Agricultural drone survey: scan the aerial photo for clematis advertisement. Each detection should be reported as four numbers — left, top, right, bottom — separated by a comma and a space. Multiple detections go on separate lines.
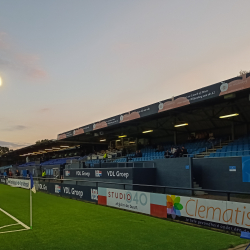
99, 187, 250, 233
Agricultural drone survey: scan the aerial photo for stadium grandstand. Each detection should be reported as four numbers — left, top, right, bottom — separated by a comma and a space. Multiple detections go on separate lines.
1, 73, 250, 239
1, 73, 250, 167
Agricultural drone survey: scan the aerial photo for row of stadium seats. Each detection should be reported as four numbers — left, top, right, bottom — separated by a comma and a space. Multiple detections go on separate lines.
40, 157, 80, 166
85, 138, 221, 165
206, 135, 250, 158
18, 157, 80, 167
19, 161, 39, 167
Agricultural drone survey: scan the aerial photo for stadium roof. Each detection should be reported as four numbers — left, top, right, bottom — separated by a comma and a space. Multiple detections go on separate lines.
57, 73, 250, 142
2, 73, 250, 161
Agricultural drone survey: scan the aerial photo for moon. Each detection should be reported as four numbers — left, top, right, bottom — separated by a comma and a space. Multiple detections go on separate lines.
0, 77, 2, 86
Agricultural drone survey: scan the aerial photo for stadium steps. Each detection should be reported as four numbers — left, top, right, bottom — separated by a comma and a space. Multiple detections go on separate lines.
193, 181, 208, 195
202, 140, 232, 157
194, 139, 232, 158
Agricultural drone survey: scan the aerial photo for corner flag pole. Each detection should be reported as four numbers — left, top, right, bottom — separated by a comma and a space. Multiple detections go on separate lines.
30, 181, 32, 229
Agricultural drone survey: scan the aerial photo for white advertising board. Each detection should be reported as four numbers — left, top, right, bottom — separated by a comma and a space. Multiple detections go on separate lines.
106, 188, 150, 215
7, 178, 30, 189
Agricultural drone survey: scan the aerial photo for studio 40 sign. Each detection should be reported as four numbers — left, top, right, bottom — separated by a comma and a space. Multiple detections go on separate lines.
106, 188, 150, 215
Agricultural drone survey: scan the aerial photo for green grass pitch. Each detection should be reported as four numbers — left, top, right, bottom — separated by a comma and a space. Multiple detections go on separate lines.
0, 185, 248, 250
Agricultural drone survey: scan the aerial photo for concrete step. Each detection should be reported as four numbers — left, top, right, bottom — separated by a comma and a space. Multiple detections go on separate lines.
194, 190, 208, 195
208, 149, 217, 152
195, 155, 205, 158
199, 152, 210, 155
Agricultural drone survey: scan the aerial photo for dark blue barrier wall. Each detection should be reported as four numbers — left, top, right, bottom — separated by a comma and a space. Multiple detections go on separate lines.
153, 158, 192, 196
63, 168, 156, 192
193, 157, 250, 192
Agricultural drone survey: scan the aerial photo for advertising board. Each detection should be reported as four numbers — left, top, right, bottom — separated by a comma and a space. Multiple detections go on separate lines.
0, 177, 7, 185
37, 181, 98, 203
7, 178, 30, 189
63, 168, 132, 180
99, 187, 250, 233
106, 188, 150, 215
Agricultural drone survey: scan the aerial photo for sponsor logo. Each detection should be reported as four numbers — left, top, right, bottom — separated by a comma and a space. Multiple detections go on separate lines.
63, 187, 83, 198
76, 171, 90, 177
95, 170, 102, 177
167, 195, 183, 219
220, 82, 228, 92
158, 102, 164, 110
106, 189, 150, 214
107, 171, 130, 179
65, 171, 70, 177
55, 185, 61, 193
91, 189, 98, 200
39, 183, 48, 191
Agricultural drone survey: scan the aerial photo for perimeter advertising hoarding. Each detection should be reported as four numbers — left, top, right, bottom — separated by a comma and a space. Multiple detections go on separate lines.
64, 168, 133, 180
98, 187, 250, 233
58, 73, 250, 140
106, 188, 150, 215
38, 182, 98, 203
7, 178, 30, 189
0, 177, 7, 184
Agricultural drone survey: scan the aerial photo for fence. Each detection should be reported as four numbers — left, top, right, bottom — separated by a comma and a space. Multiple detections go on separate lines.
35, 177, 250, 203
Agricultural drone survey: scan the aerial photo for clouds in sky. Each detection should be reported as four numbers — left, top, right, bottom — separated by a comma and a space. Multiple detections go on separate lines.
0, 32, 47, 81
2, 125, 28, 131
0, 140, 30, 149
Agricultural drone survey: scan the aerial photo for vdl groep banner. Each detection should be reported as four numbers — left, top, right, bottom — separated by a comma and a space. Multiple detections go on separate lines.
98, 187, 250, 233
7, 178, 30, 189
37, 181, 98, 203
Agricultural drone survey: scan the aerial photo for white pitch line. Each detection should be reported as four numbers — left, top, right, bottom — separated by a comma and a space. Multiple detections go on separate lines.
0, 223, 19, 230
0, 208, 29, 230
0, 228, 29, 234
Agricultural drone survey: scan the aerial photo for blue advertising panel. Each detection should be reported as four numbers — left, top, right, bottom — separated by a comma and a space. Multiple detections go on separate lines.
242, 157, 250, 182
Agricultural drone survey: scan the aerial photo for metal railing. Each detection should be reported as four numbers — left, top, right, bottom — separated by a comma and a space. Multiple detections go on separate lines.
36, 177, 250, 203
2, 176, 250, 203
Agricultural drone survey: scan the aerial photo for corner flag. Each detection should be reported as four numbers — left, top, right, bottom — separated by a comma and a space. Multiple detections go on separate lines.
30, 174, 36, 193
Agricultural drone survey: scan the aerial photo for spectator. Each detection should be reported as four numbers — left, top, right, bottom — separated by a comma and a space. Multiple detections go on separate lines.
42, 170, 46, 178
208, 133, 215, 142
181, 146, 188, 157
174, 147, 181, 158
164, 150, 170, 158
8, 170, 13, 177
15, 169, 20, 177
134, 150, 139, 157
103, 152, 107, 159
3, 170, 7, 177
171, 147, 176, 155
26, 156, 29, 163
138, 150, 142, 157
